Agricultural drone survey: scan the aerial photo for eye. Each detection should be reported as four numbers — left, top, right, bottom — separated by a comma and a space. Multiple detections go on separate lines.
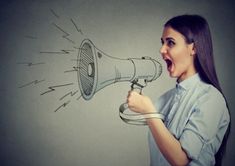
167, 40, 175, 47
160, 39, 164, 45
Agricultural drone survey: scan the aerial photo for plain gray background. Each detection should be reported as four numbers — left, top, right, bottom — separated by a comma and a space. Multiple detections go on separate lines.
1, 0, 234, 165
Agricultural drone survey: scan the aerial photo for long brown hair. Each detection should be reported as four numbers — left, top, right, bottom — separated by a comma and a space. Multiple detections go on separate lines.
164, 14, 230, 166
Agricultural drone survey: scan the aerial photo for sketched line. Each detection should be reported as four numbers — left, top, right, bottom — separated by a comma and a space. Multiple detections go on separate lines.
74, 46, 88, 51
40, 49, 74, 54
40, 83, 74, 95
74, 46, 88, 52
79, 47, 88, 51
52, 23, 76, 44
59, 90, 79, 100
18, 79, 45, 88
62, 49, 75, 53
63, 36, 76, 44
24, 35, 37, 39
52, 23, 69, 35
54, 100, 71, 112
40, 51, 67, 54
64, 67, 79, 73
17, 62, 45, 66
50, 8, 60, 19
70, 18, 83, 35
73, 46, 80, 49
77, 94, 82, 100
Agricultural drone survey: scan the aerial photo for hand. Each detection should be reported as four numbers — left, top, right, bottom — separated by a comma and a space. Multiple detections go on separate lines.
126, 91, 156, 114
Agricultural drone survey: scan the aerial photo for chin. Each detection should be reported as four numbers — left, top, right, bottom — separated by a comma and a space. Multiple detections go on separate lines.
169, 72, 178, 78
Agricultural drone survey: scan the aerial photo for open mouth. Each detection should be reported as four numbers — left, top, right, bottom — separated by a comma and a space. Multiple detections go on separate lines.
165, 59, 172, 69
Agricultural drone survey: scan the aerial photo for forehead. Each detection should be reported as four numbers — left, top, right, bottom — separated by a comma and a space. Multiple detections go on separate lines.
161, 26, 186, 42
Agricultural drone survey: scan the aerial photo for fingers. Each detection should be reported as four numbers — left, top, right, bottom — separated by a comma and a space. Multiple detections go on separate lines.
126, 91, 155, 114
126, 91, 132, 106
126, 90, 137, 103
126, 91, 142, 112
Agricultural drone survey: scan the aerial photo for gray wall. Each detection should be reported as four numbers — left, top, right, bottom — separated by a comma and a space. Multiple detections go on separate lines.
1, 0, 234, 165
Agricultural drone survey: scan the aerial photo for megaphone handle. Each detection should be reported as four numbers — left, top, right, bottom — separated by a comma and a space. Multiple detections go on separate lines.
130, 80, 144, 95
119, 103, 165, 125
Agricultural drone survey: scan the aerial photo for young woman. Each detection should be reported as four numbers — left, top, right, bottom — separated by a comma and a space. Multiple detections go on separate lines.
126, 15, 230, 166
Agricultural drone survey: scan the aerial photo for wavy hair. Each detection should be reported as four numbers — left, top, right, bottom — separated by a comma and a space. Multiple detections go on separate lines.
164, 14, 230, 166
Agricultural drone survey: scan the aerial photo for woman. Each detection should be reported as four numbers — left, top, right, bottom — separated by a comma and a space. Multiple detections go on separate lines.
127, 15, 230, 166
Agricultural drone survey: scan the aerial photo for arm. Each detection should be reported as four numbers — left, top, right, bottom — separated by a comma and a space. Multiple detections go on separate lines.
127, 91, 190, 166
147, 118, 189, 166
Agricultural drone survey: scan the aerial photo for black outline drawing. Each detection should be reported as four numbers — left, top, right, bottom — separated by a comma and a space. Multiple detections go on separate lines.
54, 100, 71, 112
39, 49, 75, 55
19, 8, 86, 112
40, 83, 74, 95
52, 23, 76, 44
71, 18, 83, 35
64, 66, 78, 73
18, 79, 46, 88
76, 94, 82, 100
17, 62, 45, 66
50, 8, 60, 19
59, 90, 79, 100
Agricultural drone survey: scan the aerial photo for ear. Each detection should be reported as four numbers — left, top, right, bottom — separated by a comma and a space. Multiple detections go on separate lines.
189, 43, 196, 56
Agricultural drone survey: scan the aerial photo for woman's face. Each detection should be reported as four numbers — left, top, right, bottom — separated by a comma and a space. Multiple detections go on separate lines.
160, 26, 197, 82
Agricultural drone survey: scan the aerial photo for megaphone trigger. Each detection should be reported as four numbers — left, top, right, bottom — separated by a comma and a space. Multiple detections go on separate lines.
130, 78, 148, 94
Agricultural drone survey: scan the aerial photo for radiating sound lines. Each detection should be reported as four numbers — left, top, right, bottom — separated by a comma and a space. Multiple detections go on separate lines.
18, 8, 85, 113
18, 79, 46, 88
39, 49, 75, 55
52, 22, 76, 44
40, 83, 74, 95
17, 62, 45, 66
70, 18, 83, 35
54, 100, 71, 112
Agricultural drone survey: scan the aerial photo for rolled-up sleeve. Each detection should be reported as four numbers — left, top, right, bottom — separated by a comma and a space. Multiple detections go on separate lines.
179, 90, 229, 160
180, 128, 205, 160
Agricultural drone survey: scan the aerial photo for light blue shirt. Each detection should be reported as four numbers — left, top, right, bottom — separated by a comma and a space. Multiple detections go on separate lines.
148, 73, 230, 166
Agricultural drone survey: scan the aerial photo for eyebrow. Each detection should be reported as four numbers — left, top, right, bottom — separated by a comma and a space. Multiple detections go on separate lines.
161, 37, 175, 42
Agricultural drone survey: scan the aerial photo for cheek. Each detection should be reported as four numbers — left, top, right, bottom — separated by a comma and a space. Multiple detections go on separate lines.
171, 49, 192, 67
170, 49, 186, 62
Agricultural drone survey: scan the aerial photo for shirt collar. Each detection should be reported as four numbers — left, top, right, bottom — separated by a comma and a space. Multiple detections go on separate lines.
176, 73, 201, 91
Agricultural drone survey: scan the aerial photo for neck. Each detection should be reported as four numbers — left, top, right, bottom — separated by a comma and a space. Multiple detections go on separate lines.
177, 67, 197, 83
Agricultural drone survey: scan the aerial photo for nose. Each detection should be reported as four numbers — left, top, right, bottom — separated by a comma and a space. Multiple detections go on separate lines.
159, 44, 167, 55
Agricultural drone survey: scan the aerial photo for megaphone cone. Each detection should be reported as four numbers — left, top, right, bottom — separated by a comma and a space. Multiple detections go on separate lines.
77, 39, 162, 100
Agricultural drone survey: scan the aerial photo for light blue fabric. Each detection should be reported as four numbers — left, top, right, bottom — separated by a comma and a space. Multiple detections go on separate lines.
148, 73, 230, 166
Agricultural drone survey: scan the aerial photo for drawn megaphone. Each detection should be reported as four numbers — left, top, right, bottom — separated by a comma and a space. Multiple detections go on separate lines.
77, 39, 164, 125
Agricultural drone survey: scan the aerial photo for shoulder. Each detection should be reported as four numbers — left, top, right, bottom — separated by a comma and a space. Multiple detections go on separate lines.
193, 82, 230, 134
183, 82, 230, 142
196, 82, 226, 108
